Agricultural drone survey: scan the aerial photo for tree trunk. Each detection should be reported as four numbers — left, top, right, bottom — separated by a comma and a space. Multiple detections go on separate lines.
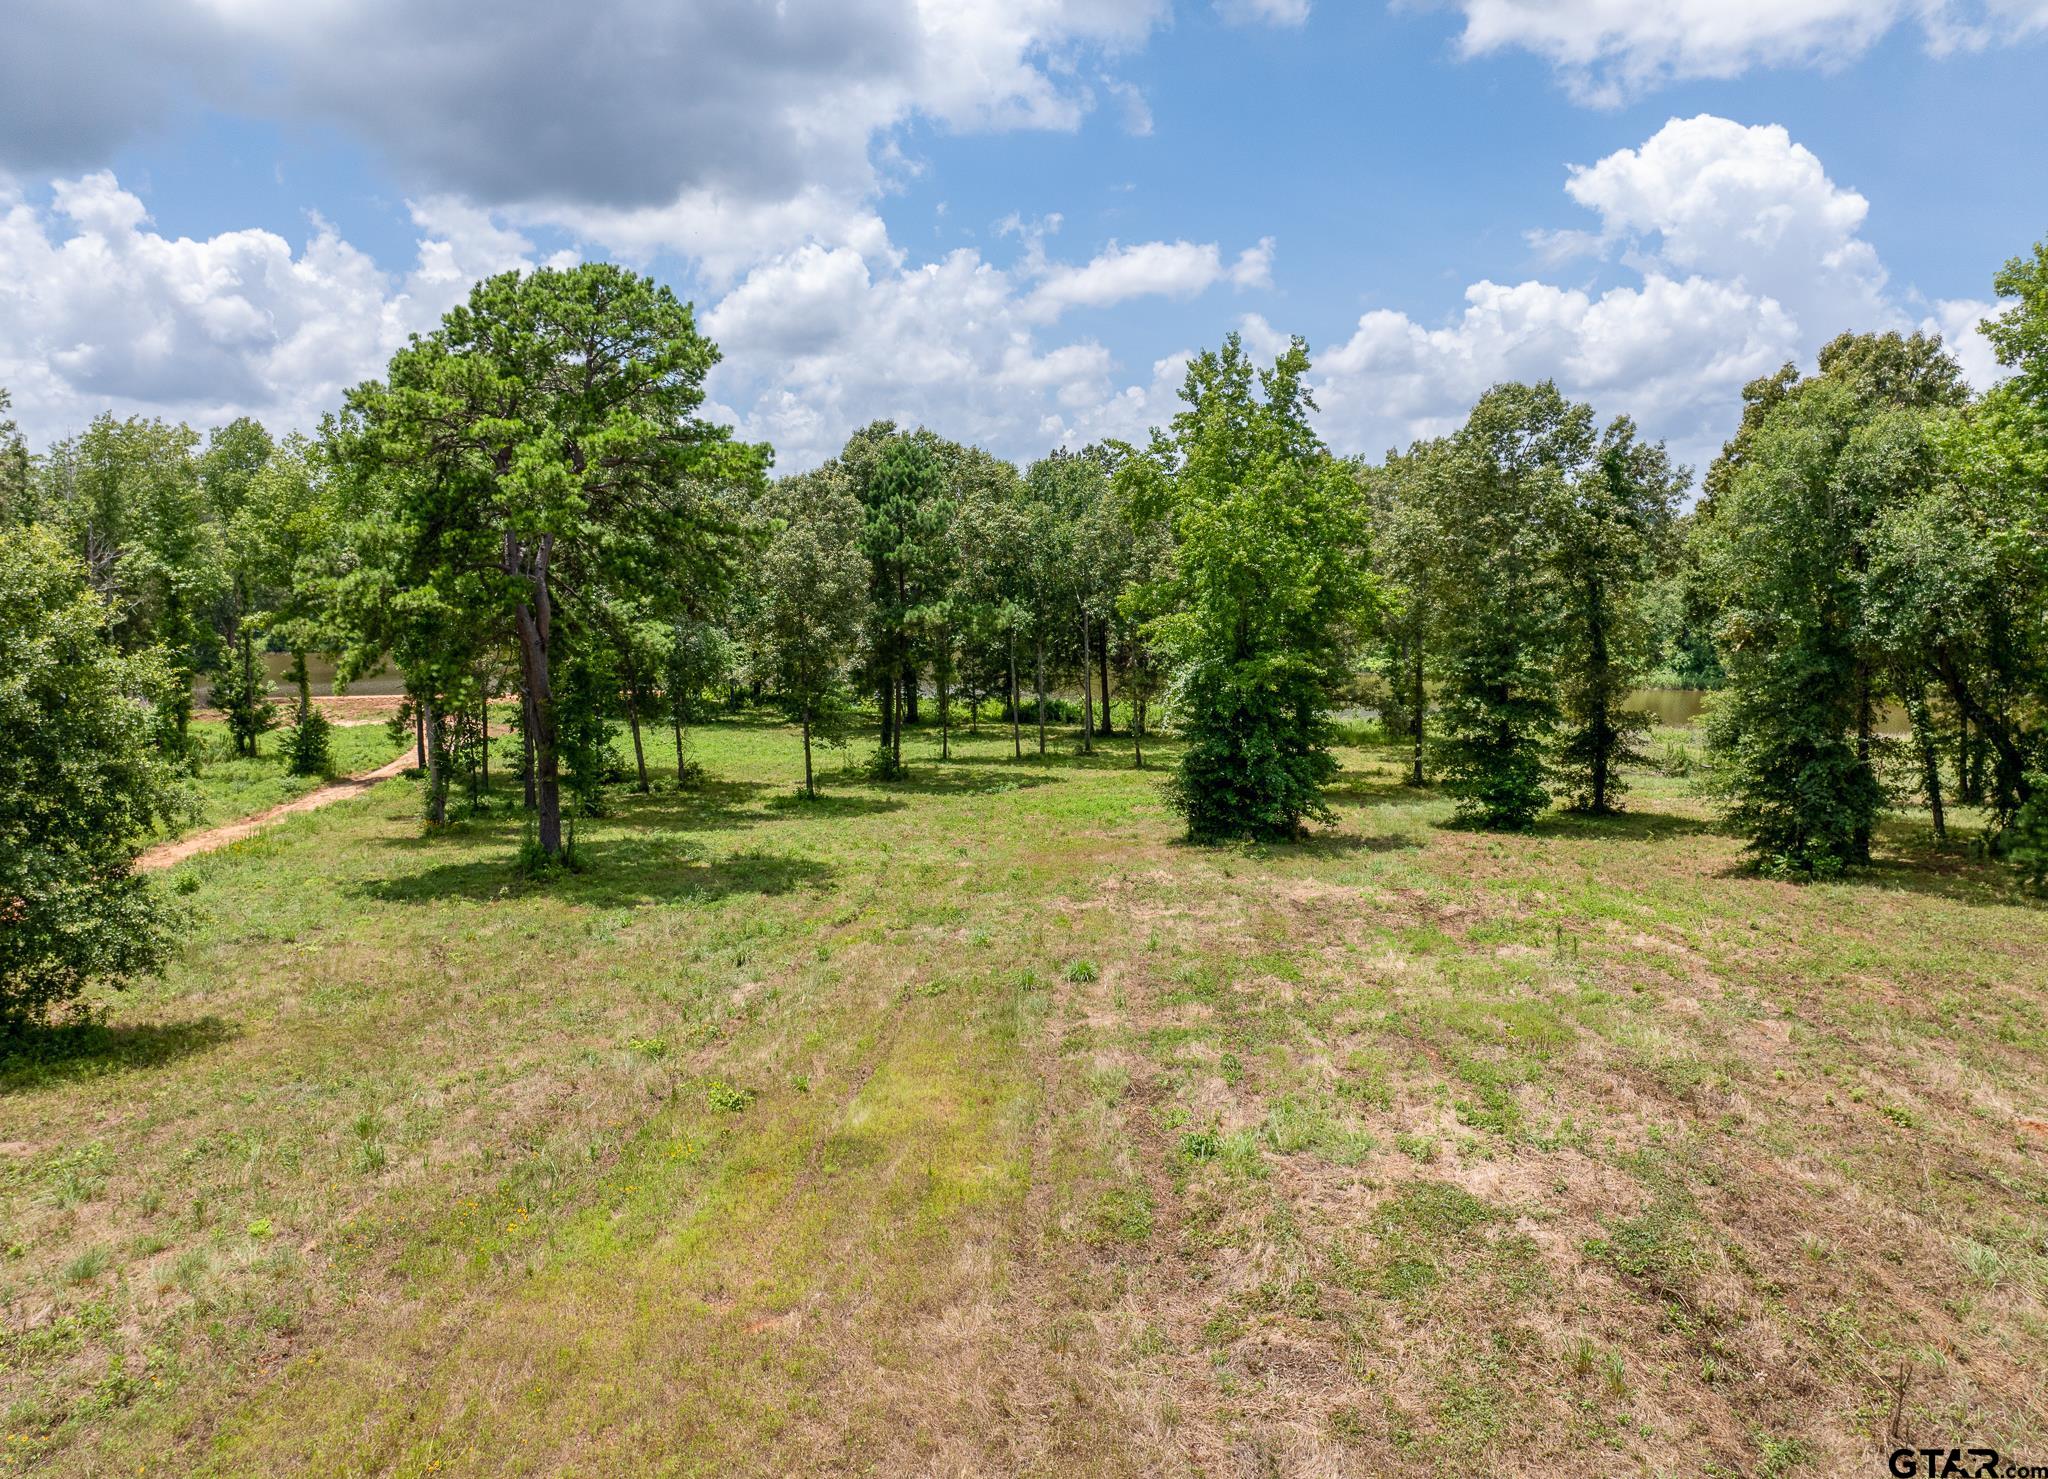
1853, 668, 1874, 862
1080, 615, 1094, 755
513, 559, 562, 856
878, 657, 895, 758
1009, 634, 1021, 760
1035, 636, 1047, 757
902, 658, 920, 725
1588, 582, 1610, 813
295, 651, 312, 726
1098, 637, 1112, 737
415, 701, 425, 770
521, 687, 537, 811
803, 704, 815, 798
240, 631, 257, 756
939, 636, 951, 761
1134, 688, 1145, 770
481, 692, 491, 796
1907, 683, 1945, 841
627, 688, 650, 794
424, 695, 448, 825
673, 718, 686, 784
1409, 634, 1426, 788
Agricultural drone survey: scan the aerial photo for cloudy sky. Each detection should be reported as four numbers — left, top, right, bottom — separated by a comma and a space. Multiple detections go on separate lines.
2, 0, 2044, 478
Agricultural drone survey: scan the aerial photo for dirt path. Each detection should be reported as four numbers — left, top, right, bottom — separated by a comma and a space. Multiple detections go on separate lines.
135, 753, 413, 872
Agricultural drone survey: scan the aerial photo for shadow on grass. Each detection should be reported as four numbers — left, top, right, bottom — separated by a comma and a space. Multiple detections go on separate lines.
1326, 773, 1436, 810
372, 781, 785, 851
1, 1015, 237, 1095
1537, 808, 1723, 842
352, 840, 835, 908
1289, 829, 1424, 857
867, 763, 1065, 796
598, 781, 781, 833
763, 791, 906, 819
1844, 822, 2042, 909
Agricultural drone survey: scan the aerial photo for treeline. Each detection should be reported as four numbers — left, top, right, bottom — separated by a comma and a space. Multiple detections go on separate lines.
5, 240, 2047, 1024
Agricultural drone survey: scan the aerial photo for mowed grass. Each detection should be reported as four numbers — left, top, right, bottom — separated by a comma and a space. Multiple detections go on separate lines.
171, 720, 408, 835
3, 715, 2046, 1475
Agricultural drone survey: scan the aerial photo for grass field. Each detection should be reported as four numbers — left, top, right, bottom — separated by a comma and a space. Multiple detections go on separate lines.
3, 715, 2045, 1475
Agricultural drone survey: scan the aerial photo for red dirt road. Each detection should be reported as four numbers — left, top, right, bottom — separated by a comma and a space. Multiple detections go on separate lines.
135, 753, 413, 872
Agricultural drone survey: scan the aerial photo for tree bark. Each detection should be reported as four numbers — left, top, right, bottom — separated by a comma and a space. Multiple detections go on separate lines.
424, 695, 448, 825
240, 631, 258, 756
1098, 636, 1113, 737
521, 686, 536, 811
1034, 635, 1047, 757
802, 703, 815, 798
939, 633, 951, 761
1853, 666, 1874, 861
1079, 615, 1094, 755
1409, 634, 1426, 788
627, 686, 650, 794
1134, 688, 1145, 770
1009, 633, 1021, 760
511, 536, 562, 856
1588, 579, 1610, 813
1907, 684, 1945, 841
878, 652, 895, 760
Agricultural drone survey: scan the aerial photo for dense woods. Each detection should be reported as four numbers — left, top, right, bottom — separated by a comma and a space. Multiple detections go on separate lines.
5, 238, 2048, 1020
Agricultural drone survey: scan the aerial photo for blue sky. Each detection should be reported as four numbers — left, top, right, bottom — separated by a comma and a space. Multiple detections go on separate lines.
3, 0, 2044, 477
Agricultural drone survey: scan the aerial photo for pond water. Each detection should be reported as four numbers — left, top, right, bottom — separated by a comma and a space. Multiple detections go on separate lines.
1626, 687, 1910, 734
203, 653, 405, 700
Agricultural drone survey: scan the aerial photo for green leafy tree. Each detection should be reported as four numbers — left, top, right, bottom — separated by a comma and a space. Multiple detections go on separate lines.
1107, 462, 1176, 769
340, 263, 765, 858
0, 388, 30, 526
1423, 382, 1585, 829
1552, 417, 1685, 812
1017, 451, 1086, 754
245, 436, 346, 775
2, 527, 188, 1027
664, 617, 736, 786
749, 469, 870, 796
1365, 448, 1446, 787
1117, 333, 1373, 840
41, 415, 223, 753
1699, 335, 1966, 874
856, 431, 950, 775
201, 418, 281, 757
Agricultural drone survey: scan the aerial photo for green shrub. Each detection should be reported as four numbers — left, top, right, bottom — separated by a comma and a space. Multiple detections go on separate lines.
281, 707, 334, 777
1164, 655, 1339, 841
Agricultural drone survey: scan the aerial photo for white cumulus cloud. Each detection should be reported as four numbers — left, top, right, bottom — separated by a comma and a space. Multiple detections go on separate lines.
1446, 0, 2048, 104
